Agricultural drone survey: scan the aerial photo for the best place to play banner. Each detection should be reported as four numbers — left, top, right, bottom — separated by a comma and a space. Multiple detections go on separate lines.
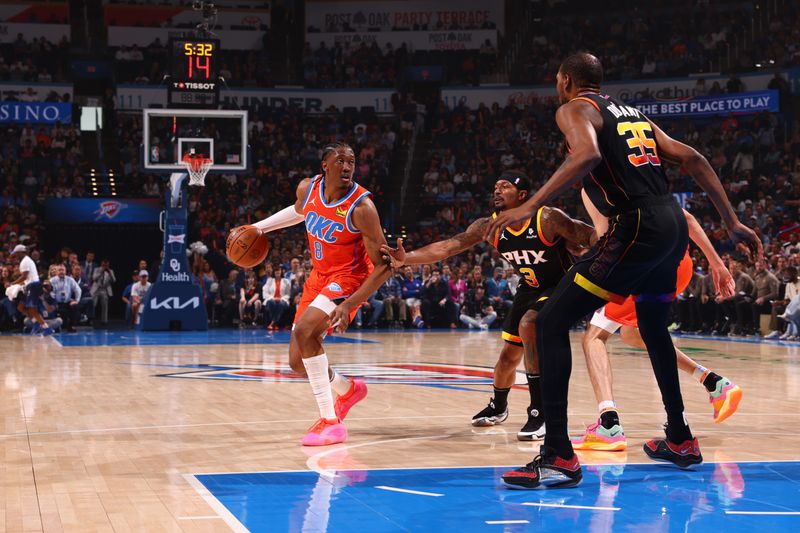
633, 90, 779, 118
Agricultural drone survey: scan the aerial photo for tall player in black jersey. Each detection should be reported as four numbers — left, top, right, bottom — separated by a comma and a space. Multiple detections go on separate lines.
379, 171, 595, 440
488, 52, 762, 489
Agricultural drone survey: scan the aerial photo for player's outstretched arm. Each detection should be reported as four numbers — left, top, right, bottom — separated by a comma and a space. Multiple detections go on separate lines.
484, 101, 602, 240
331, 196, 392, 333
539, 206, 597, 254
650, 121, 763, 262
684, 209, 735, 298
380, 217, 490, 268
252, 177, 312, 234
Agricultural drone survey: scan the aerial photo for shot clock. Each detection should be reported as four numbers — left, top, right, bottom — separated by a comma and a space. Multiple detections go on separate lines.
168, 38, 221, 107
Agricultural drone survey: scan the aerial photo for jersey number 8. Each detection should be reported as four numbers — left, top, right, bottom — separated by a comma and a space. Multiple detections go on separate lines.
314, 241, 323, 261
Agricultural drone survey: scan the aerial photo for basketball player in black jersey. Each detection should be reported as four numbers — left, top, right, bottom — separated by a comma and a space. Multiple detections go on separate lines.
380, 171, 596, 440
487, 52, 762, 489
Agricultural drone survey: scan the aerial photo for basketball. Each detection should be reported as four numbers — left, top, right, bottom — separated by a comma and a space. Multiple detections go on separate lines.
226, 225, 269, 268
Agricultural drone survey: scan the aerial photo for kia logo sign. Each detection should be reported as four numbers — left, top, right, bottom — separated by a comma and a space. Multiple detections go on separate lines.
150, 296, 200, 310
0, 102, 72, 124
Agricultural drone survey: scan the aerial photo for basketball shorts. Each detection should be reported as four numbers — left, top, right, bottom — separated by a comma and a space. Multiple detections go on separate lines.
572, 196, 688, 306
294, 270, 367, 324
502, 286, 554, 346
24, 281, 42, 309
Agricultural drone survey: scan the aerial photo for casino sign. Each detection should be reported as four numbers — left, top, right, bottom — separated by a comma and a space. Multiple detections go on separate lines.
156, 361, 527, 385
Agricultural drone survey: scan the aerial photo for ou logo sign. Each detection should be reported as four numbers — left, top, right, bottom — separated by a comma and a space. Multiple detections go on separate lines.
170, 259, 180, 272
150, 296, 200, 310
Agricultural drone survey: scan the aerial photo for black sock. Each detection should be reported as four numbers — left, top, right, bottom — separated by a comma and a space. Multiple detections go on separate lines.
525, 373, 542, 413
492, 386, 510, 411
702, 371, 722, 392
666, 414, 693, 443
599, 410, 620, 429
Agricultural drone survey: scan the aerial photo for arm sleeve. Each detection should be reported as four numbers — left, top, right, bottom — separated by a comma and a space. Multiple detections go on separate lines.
253, 205, 305, 233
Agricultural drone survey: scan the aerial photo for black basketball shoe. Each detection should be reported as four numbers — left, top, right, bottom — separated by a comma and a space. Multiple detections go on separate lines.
517, 406, 546, 441
471, 398, 508, 427
643, 437, 703, 469
501, 445, 583, 489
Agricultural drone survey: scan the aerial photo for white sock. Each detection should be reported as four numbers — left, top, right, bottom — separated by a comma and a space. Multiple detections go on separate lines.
692, 364, 708, 383
330, 369, 352, 396
598, 400, 617, 412
302, 354, 337, 421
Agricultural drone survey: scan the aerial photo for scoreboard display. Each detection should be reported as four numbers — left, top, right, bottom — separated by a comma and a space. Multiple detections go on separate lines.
168, 38, 220, 107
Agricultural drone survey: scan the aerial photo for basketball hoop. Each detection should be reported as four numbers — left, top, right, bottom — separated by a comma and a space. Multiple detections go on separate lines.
182, 153, 213, 187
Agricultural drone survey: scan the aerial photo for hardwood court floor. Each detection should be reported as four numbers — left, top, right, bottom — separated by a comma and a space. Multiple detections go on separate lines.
1, 329, 799, 532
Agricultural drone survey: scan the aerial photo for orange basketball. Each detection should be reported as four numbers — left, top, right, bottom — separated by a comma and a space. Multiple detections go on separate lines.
226, 225, 270, 268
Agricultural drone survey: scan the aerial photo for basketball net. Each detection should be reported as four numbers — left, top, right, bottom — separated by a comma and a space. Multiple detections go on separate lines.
181, 153, 213, 187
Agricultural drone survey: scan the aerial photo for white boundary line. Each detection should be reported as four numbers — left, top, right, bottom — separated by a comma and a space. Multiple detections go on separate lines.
523, 502, 620, 511
182, 473, 249, 533
725, 511, 800, 515
486, 520, 530, 525
188, 457, 800, 477
375, 486, 443, 497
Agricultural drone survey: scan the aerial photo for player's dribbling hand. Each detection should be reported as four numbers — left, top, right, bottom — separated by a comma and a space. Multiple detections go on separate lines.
379, 238, 406, 268
483, 205, 535, 241
729, 222, 763, 263
330, 303, 353, 334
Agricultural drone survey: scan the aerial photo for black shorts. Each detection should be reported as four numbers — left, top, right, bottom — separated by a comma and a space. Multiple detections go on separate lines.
572, 196, 688, 302
502, 286, 554, 346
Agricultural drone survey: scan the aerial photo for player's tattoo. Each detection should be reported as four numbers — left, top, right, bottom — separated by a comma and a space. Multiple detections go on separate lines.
541, 207, 596, 248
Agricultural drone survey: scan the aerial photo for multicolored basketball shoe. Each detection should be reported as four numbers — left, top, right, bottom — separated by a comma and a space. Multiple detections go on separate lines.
502, 445, 583, 489
571, 419, 627, 451
709, 378, 742, 424
334, 378, 367, 421
643, 437, 703, 469
301, 418, 347, 446
471, 398, 509, 427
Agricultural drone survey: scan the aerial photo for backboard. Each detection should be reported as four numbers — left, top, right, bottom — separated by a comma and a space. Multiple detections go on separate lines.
142, 108, 248, 172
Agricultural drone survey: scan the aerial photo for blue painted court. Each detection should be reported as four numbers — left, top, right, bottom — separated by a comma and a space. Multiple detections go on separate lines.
193, 461, 800, 532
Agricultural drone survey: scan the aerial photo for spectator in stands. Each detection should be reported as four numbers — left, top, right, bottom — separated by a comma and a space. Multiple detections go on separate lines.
421, 268, 455, 329
262, 264, 290, 330
714, 259, 755, 336
121, 270, 139, 325
485, 267, 512, 315
49, 264, 81, 333
459, 285, 496, 330
401, 266, 424, 328
81, 251, 96, 289
216, 269, 240, 327
239, 271, 261, 327
91, 259, 116, 327
69, 264, 93, 324
766, 266, 800, 338
130, 270, 151, 326
750, 259, 780, 335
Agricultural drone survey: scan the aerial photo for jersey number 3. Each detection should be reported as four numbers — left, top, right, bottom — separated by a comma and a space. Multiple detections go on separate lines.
617, 121, 661, 167
518, 267, 539, 288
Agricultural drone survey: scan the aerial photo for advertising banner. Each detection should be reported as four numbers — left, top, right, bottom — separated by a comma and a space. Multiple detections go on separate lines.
117, 85, 396, 113
307, 0, 503, 32
0, 101, 71, 123
305, 29, 497, 51
46, 198, 161, 224
634, 90, 779, 117
441, 72, 787, 110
